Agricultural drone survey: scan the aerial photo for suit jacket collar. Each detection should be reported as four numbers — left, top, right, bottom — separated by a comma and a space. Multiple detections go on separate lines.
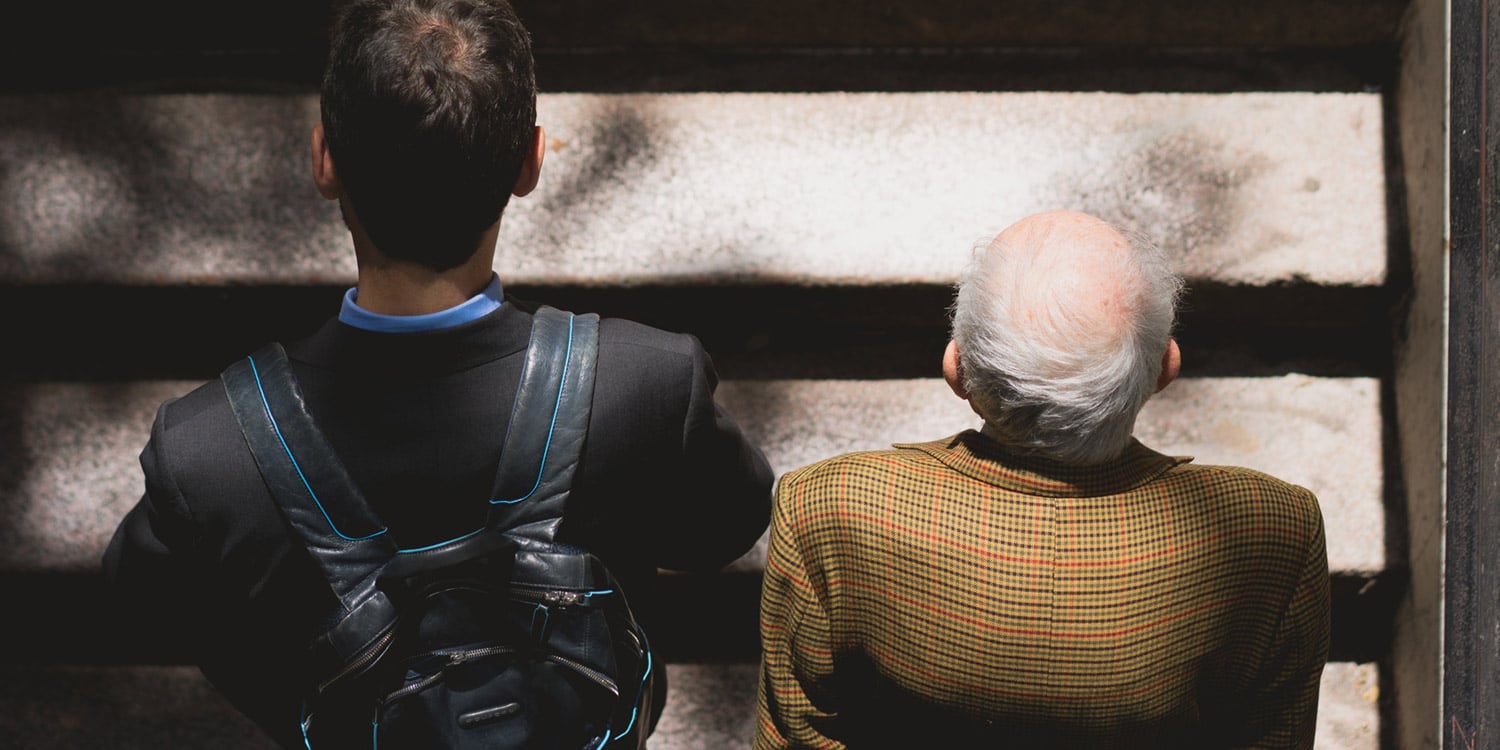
898, 430, 1191, 498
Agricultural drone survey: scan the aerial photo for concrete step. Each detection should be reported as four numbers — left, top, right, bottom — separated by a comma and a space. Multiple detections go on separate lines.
1, 375, 1397, 668
0, 375, 1385, 575
0, 662, 1381, 749
0, 92, 1385, 288
716, 375, 1389, 575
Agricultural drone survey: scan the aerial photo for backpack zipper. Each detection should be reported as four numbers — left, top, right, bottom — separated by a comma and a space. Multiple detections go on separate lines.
380, 645, 520, 704
508, 586, 610, 607
546, 653, 620, 696
318, 623, 397, 694
378, 646, 620, 704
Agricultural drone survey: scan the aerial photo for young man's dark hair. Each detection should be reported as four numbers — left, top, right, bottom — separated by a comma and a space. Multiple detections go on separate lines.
321, 0, 537, 271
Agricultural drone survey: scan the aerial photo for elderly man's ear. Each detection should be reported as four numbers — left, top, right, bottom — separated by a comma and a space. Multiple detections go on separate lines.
1156, 339, 1181, 393
943, 341, 969, 400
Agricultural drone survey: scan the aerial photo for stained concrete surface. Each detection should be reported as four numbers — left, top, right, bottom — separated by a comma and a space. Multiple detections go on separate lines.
2, 375, 1382, 575
0, 92, 1385, 287
712, 375, 1384, 575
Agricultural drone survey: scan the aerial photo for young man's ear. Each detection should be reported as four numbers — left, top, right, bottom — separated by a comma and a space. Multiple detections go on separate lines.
1155, 338, 1181, 393
310, 124, 342, 200
943, 340, 970, 401
512, 126, 546, 198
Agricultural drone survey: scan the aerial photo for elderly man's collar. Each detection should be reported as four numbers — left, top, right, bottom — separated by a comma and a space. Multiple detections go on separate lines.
898, 430, 1191, 498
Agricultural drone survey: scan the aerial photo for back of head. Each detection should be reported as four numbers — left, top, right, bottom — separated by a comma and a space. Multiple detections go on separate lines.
321, 0, 536, 271
951, 211, 1183, 464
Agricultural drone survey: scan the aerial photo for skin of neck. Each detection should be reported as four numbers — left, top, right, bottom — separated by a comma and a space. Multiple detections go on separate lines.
346, 210, 502, 316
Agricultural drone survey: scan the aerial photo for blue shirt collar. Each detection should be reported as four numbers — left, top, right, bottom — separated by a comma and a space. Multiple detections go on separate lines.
338, 274, 504, 333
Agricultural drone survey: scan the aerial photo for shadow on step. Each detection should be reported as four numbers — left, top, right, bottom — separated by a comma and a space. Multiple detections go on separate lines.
0, 569, 1399, 667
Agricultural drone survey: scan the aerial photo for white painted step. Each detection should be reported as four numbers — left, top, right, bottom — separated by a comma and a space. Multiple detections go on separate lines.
0, 92, 1384, 287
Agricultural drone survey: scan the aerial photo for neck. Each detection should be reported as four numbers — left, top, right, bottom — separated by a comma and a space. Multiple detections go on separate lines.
354, 263, 493, 315
349, 220, 501, 316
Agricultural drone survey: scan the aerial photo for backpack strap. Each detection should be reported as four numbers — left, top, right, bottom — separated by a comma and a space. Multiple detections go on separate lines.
486, 305, 600, 543
220, 343, 399, 679
217, 306, 598, 682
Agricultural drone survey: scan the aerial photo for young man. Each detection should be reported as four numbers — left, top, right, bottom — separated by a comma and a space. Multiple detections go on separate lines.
103, 1, 773, 745
756, 210, 1329, 749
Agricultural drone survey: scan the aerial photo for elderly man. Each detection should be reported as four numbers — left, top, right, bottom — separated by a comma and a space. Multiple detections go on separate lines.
755, 210, 1330, 749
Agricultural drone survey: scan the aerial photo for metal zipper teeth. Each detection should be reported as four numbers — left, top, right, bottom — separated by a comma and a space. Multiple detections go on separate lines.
379, 646, 617, 703
381, 668, 446, 706
447, 644, 522, 664
318, 624, 397, 694
509, 586, 606, 606
381, 645, 521, 704
427, 583, 604, 607
546, 653, 621, 696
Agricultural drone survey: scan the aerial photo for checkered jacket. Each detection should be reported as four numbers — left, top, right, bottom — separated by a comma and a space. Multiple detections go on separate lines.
755, 430, 1329, 749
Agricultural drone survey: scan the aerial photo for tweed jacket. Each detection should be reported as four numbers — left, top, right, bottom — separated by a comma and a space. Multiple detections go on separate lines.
103, 298, 774, 748
755, 430, 1329, 749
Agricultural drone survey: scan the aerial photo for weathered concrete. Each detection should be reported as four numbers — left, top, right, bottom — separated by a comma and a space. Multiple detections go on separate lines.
1316, 662, 1385, 750
712, 375, 1385, 575
0, 382, 182, 573
1135, 375, 1388, 574
3, 375, 1383, 575
0, 666, 272, 750
0, 92, 1385, 287
0, 662, 1380, 749
1390, 0, 1448, 746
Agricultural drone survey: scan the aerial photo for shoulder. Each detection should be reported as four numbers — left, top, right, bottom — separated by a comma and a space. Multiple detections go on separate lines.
512, 299, 703, 360
593, 316, 713, 405
141, 373, 272, 514
1161, 461, 1324, 537
1166, 462, 1319, 505
597, 316, 704, 365
517, 303, 708, 393
782, 447, 934, 481
149, 377, 235, 446
776, 447, 935, 510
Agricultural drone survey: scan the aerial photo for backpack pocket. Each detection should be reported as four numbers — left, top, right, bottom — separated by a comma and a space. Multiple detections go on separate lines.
376, 640, 617, 749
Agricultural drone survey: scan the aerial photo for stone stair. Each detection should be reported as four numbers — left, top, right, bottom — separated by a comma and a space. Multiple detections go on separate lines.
0, 2, 1416, 747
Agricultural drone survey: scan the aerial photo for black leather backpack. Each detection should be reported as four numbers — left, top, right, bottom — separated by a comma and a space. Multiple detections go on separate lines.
220, 306, 655, 749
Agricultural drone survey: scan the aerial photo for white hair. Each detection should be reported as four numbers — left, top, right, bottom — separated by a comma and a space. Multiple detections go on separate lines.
950, 219, 1183, 464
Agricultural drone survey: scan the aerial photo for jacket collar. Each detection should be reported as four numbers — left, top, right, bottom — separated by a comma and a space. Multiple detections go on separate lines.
898, 430, 1191, 498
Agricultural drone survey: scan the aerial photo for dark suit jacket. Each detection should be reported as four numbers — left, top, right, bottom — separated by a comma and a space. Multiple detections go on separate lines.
103, 298, 774, 747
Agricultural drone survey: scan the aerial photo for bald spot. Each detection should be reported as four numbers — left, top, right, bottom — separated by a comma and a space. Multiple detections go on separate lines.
985, 210, 1141, 358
